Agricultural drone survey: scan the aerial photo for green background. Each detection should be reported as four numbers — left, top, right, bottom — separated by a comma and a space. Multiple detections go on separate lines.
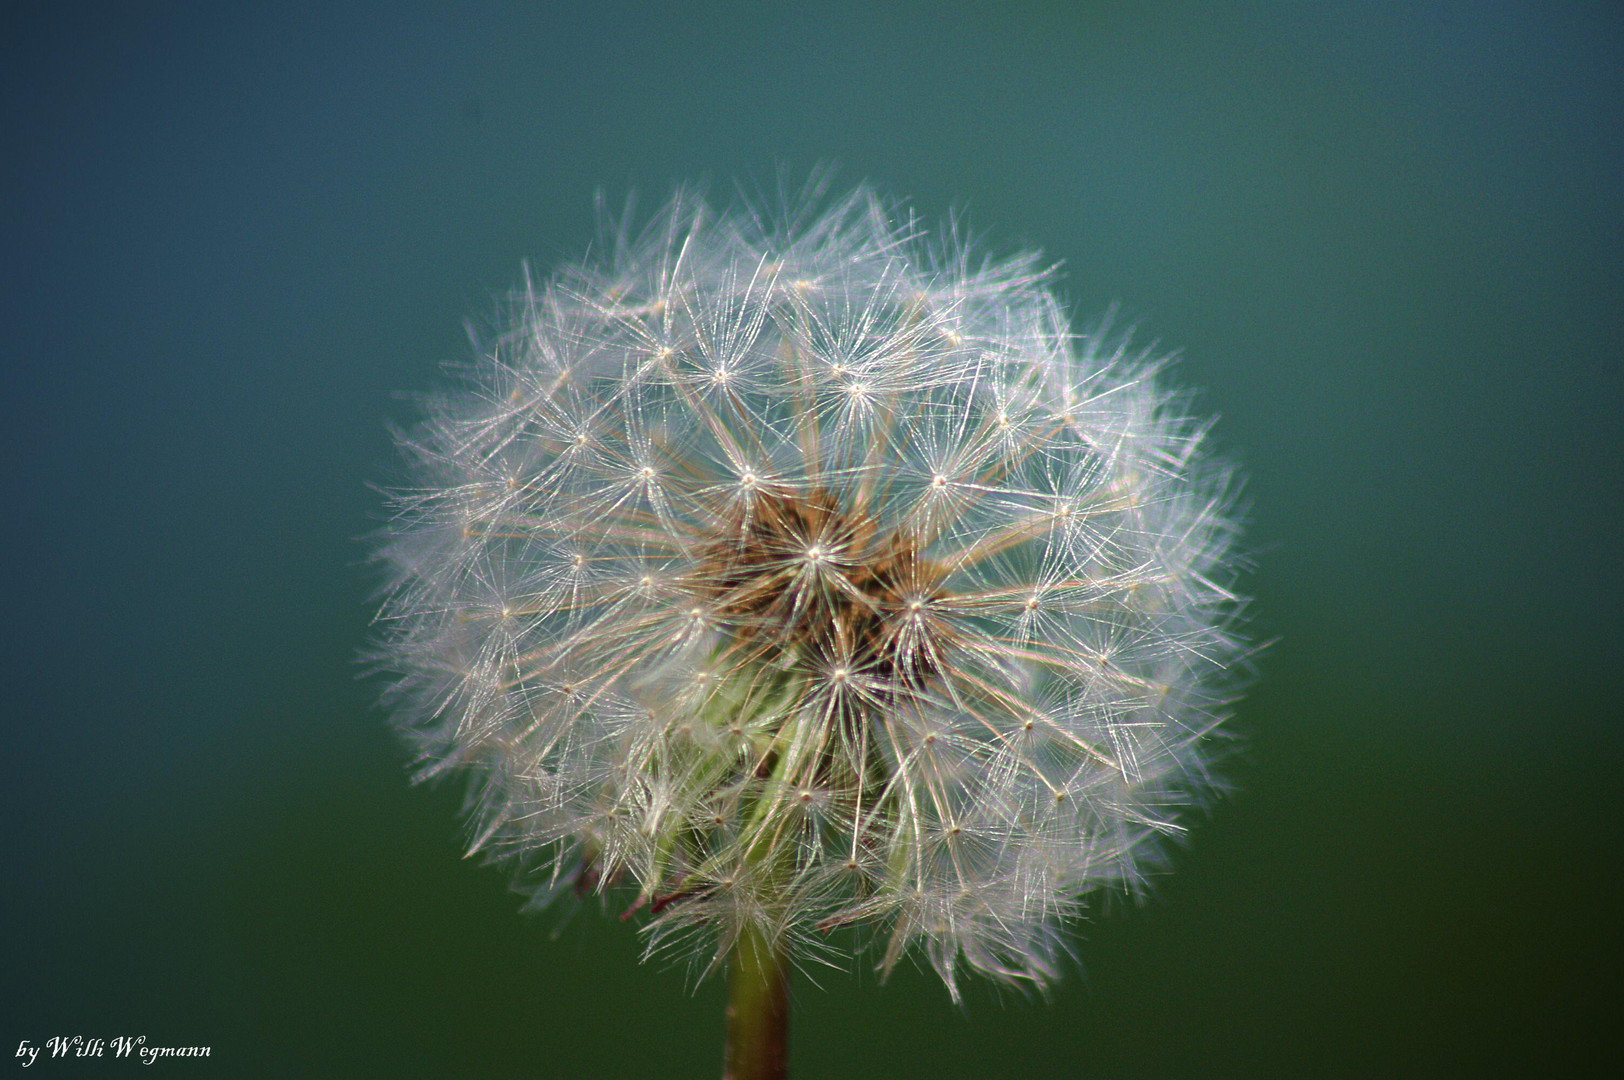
4, 2, 1619, 1075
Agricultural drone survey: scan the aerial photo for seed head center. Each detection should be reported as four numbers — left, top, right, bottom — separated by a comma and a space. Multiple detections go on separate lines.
693, 489, 950, 688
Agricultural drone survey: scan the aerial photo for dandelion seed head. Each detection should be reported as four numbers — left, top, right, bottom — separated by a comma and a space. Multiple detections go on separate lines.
371, 183, 1248, 999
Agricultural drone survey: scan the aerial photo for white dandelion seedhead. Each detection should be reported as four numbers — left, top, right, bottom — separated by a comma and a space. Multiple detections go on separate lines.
371, 183, 1247, 1001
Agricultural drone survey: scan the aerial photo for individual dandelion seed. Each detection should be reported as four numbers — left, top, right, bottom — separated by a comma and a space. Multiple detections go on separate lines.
369, 179, 1249, 1080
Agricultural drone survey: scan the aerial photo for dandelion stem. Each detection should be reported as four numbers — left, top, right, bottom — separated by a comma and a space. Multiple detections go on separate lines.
723, 920, 790, 1080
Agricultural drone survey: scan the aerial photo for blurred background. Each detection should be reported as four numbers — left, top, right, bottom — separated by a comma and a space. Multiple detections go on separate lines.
3, 1, 1620, 1075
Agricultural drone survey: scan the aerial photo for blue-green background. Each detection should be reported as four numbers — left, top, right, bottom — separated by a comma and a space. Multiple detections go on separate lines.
4, 2, 1620, 1075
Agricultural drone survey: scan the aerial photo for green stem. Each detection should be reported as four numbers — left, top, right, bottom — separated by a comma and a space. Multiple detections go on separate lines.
724, 921, 789, 1080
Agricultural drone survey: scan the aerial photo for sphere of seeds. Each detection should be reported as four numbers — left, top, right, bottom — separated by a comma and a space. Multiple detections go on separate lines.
372, 185, 1246, 998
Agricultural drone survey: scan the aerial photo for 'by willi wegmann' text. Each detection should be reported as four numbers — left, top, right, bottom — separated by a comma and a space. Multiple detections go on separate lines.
16, 1036, 211, 1066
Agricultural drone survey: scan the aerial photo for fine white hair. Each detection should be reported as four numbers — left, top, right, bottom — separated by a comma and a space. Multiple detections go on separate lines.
371, 182, 1248, 999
